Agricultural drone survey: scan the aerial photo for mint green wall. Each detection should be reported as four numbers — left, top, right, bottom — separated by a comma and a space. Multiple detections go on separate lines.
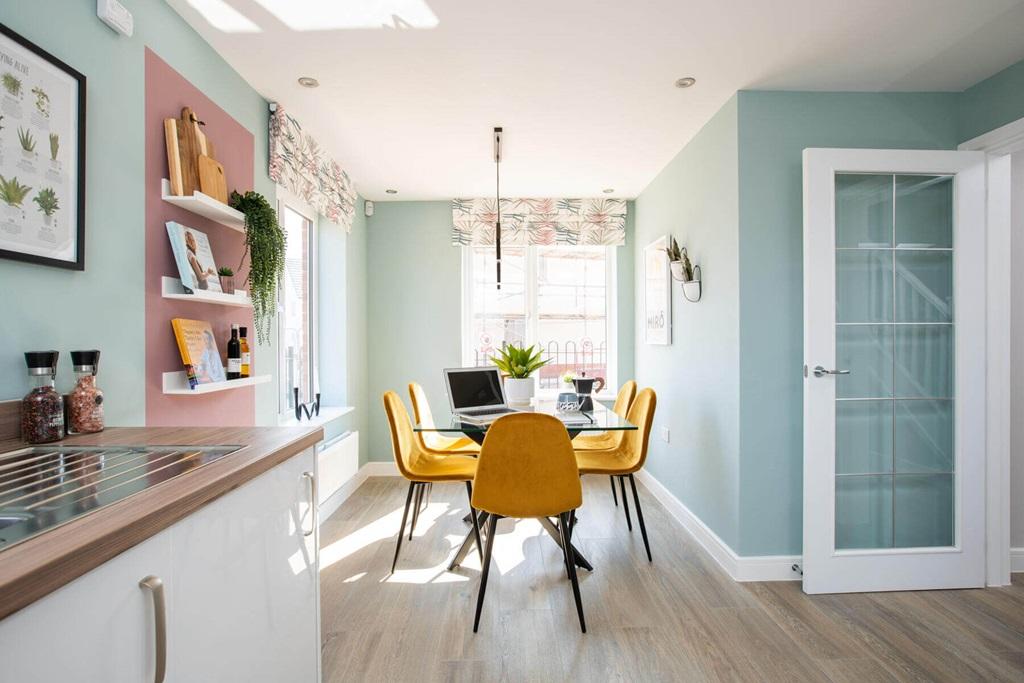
0, 0, 275, 423
633, 96, 741, 549
735, 92, 960, 555
959, 58, 1024, 142
365, 201, 636, 462
319, 198, 369, 461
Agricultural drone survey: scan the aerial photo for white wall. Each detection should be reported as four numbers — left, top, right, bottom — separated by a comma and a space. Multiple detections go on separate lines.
1012, 151, 1024, 547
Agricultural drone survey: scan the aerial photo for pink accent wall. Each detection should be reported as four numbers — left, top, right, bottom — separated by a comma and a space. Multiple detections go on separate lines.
145, 48, 256, 426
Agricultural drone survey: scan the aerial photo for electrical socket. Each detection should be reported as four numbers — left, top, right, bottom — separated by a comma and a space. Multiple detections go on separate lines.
661, 427, 670, 443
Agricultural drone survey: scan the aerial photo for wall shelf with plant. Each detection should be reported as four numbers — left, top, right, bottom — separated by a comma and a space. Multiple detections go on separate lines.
160, 178, 245, 232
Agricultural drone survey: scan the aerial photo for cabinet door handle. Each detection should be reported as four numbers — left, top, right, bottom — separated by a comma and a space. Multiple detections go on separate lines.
303, 471, 317, 537
139, 575, 167, 683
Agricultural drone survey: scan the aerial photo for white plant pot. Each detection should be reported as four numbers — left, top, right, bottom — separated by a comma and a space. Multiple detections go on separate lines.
504, 377, 535, 406
670, 260, 686, 281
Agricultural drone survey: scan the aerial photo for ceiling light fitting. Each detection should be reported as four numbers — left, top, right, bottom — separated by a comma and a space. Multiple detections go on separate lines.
385, 189, 398, 194
297, 76, 319, 88
675, 76, 696, 89
603, 188, 615, 194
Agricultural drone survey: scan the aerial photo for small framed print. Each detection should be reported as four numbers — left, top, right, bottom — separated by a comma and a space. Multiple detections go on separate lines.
0, 23, 86, 270
644, 235, 672, 345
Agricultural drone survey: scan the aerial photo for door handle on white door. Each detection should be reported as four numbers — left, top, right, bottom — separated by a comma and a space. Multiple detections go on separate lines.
302, 472, 317, 537
139, 575, 167, 683
812, 365, 850, 377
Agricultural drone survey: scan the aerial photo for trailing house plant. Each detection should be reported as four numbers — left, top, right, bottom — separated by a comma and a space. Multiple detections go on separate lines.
490, 343, 550, 405
663, 236, 695, 282
0, 175, 32, 208
230, 190, 285, 344
217, 266, 236, 295
33, 187, 58, 224
17, 127, 35, 154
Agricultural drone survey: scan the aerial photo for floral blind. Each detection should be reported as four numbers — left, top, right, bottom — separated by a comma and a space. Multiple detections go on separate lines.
269, 103, 357, 231
451, 198, 627, 246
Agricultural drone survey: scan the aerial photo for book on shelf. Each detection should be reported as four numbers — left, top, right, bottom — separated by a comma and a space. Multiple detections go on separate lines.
170, 318, 227, 388
167, 221, 224, 294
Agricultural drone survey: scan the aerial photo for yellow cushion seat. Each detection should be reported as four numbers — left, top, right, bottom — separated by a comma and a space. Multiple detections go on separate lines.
408, 382, 481, 455
572, 380, 637, 452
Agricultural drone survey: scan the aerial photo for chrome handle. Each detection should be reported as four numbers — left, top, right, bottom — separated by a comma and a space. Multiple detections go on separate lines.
813, 365, 850, 378
302, 472, 317, 537
139, 575, 167, 683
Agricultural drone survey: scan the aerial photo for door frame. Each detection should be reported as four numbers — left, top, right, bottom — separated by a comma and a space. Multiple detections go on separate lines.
802, 148, 988, 593
960, 115, 1024, 586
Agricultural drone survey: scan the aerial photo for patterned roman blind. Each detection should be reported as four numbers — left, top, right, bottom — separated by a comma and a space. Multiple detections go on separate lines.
269, 103, 357, 231
451, 198, 627, 246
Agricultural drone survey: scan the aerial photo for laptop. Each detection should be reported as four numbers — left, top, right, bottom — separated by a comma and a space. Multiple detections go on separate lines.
443, 367, 519, 424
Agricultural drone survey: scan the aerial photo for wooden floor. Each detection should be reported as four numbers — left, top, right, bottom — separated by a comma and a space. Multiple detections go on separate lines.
320, 476, 1024, 682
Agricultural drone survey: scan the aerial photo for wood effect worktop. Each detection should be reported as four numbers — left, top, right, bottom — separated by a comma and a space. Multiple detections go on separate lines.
0, 425, 323, 620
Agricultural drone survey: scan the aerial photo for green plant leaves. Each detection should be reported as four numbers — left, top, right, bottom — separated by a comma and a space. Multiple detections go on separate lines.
229, 190, 285, 345
489, 343, 550, 378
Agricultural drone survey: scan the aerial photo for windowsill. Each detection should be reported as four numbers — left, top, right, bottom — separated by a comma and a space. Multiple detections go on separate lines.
277, 405, 354, 428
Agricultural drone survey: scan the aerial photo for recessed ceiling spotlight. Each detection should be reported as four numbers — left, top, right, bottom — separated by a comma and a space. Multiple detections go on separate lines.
603, 188, 615, 194
297, 76, 319, 88
675, 76, 696, 89
385, 189, 398, 194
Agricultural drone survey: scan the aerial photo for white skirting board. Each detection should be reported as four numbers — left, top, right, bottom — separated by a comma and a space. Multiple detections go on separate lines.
633, 470, 802, 582
1011, 548, 1024, 573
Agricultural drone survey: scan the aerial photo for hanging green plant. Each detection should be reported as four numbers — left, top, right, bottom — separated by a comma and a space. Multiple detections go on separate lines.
230, 190, 285, 345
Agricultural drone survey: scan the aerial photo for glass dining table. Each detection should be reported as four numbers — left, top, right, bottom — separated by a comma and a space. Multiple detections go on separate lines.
414, 400, 636, 572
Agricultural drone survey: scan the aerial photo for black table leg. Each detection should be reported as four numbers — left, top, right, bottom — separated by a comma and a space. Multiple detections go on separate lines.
449, 510, 489, 570
537, 516, 593, 572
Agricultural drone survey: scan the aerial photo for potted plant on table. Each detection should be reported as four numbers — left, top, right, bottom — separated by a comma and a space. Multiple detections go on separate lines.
491, 344, 550, 406
217, 266, 236, 295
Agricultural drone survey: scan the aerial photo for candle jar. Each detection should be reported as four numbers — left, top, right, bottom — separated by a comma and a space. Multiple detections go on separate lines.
67, 350, 104, 434
21, 351, 64, 444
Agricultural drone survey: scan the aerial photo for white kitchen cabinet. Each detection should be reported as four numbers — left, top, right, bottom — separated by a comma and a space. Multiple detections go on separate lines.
0, 447, 319, 683
0, 526, 172, 682
169, 446, 319, 682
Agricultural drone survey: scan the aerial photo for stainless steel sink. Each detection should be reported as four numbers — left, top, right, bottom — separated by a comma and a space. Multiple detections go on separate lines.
0, 445, 241, 553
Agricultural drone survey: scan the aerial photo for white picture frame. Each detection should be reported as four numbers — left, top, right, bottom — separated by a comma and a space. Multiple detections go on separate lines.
644, 235, 672, 345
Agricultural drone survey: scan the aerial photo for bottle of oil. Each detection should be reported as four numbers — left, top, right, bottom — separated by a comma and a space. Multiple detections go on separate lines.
226, 325, 241, 380
239, 326, 250, 378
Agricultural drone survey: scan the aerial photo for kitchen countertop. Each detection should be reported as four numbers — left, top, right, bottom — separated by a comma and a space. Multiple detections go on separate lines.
0, 425, 323, 620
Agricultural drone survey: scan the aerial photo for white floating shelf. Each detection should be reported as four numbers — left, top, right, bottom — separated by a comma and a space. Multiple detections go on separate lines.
161, 179, 245, 232
163, 371, 271, 395
161, 276, 252, 308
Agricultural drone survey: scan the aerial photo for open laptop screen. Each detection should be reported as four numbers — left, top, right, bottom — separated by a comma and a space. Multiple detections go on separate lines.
446, 368, 505, 411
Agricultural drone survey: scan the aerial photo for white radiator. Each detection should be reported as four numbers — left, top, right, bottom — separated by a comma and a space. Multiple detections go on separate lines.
316, 431, 359, 506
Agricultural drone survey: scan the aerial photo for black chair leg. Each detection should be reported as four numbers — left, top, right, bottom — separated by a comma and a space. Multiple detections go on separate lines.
466, 481, 484, 562
610, 476, 618, 506
618, 476, 633, 531
392, 481, 416, 573
409, 483, 423, 541
473, 514, 499, 633
628, 474, 652, 562
559, 512, 586, 633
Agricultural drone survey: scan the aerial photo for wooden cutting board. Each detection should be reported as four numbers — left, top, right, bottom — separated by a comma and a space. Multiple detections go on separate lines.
198, 154, 227, 203
164, 119, 183, 196
174, 107, 202, 197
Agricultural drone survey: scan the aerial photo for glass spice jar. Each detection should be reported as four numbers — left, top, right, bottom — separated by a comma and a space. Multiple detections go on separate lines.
67, 350, 104, 434
21, 351, 64, 444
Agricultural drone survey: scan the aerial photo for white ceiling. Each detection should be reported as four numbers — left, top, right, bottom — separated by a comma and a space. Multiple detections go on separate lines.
167, 0, 1024, 201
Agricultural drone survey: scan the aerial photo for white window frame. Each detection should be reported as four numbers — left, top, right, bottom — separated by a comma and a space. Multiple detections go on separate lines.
275, 187, 319, 419
460, 244, 618, 397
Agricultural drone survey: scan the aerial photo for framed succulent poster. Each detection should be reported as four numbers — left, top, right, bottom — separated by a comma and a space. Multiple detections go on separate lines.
0, 23, 86, 270
643, 235, 672, 345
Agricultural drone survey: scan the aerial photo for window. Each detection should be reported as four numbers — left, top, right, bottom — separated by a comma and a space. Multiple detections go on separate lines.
278, 197, 318, 417
462, 245, 616, 394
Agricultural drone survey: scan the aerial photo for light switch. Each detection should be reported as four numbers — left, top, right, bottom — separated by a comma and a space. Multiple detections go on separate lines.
661, 427, 670, 443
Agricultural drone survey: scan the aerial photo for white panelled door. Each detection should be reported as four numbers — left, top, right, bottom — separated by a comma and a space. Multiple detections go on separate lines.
802, 148, 987, 594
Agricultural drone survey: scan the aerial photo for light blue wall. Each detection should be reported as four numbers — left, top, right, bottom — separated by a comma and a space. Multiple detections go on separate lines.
0, 0, 275, 423
633, 96, 741, 549
959, 58, 1024, 142
735, 92, 960, 555
366, 201, 463, 461
365, 200, 636, 462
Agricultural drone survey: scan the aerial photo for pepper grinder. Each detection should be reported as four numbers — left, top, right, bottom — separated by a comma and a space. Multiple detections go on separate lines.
21, 351, 64, 444
67, 350, 104, 434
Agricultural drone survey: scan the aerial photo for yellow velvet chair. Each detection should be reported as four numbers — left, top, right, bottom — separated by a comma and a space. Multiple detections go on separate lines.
382, 391, 483, 573
408, 382, 480, 455
573, 380, 637, 508
470, 413, 586, 633
575, 388, 657, 562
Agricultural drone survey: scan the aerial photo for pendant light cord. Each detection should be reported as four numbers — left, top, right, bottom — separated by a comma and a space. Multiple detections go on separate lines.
495, 128, 502, 290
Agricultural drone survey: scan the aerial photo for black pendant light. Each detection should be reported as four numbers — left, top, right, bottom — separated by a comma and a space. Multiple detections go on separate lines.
493, 126, 502, 290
